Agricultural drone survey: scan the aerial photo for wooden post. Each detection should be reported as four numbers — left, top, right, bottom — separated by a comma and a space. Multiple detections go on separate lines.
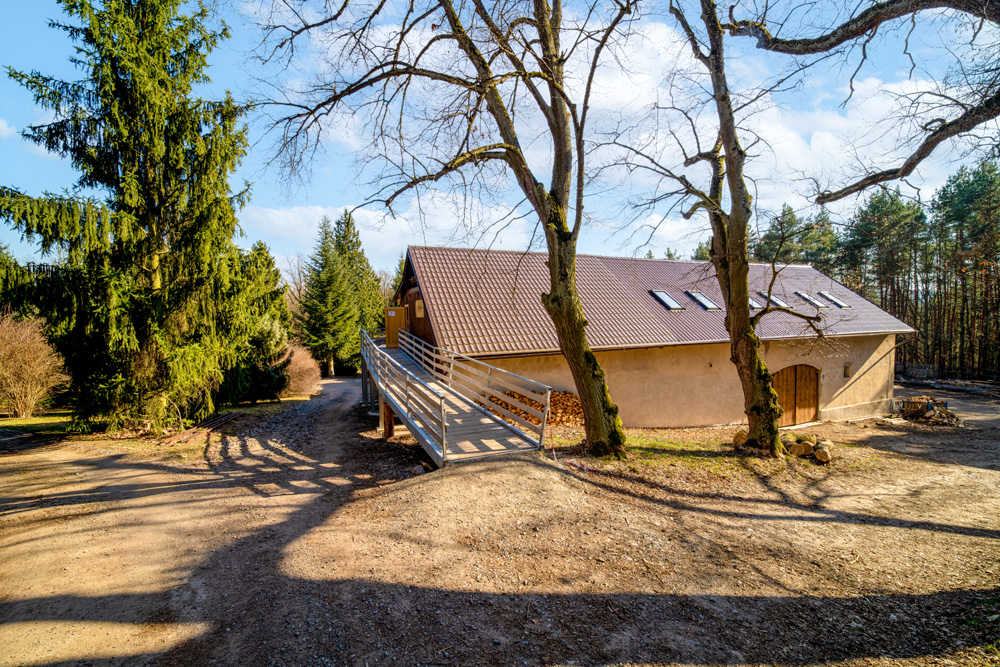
380, 397, 395, 439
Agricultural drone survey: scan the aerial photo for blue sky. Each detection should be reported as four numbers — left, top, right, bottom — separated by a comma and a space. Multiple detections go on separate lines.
0, 1, 982, 273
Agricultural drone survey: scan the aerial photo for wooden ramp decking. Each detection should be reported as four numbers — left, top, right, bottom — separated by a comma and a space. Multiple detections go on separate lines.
382, 346, 538, 463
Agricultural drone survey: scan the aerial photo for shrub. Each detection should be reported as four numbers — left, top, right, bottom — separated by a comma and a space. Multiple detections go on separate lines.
0, 313, 67, 418
283, 345, 322, 397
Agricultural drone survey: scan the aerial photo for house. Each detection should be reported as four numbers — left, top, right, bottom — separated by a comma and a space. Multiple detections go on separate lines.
393, 246, 914, 427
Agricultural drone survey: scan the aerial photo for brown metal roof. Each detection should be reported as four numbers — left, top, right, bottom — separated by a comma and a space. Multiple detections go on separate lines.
407, 246, 915, 357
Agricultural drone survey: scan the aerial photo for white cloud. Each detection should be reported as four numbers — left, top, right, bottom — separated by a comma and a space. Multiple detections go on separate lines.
0, 118, 15, 139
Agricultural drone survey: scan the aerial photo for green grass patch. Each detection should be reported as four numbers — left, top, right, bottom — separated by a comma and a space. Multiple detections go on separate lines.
0, 411, 74, 436
622, 432, 748, 475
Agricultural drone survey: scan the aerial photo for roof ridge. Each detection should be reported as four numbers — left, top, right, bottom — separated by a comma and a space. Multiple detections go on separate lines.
408, 245, 813, 268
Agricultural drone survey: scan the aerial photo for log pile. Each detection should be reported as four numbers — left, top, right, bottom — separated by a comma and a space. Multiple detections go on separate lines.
733, 429, 833, 462
779, 431, 834, 463
900, 395, 965, 427
496, 390, 585, 427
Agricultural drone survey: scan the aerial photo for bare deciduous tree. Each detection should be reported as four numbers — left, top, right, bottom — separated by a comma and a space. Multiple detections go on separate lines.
255, 0, 645, 456
611, 0, 826, 455
0, 313, 67, 419
726, 0, 1000, 204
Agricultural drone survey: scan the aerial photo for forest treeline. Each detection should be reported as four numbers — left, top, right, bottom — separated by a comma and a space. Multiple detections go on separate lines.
749, 161, 1000, 381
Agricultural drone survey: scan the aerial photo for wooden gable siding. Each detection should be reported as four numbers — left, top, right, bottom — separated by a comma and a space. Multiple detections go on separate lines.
402, 287, 436, 347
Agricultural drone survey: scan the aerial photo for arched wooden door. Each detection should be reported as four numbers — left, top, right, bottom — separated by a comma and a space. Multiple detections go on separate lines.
773, 365, 819, 426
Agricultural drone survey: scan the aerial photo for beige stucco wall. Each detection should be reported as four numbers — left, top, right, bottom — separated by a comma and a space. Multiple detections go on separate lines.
483, 334, 897, 427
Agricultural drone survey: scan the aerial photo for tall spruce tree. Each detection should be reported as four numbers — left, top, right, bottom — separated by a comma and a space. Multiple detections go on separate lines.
332, 210, 384, 332
217, 243, 292, 405
300, 216, 359, 376
0, 0, 260, 427
391, 252, 406, 300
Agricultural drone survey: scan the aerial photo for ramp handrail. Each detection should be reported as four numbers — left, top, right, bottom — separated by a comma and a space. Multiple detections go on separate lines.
361, 329, 448, 459
399, 329, 551, 447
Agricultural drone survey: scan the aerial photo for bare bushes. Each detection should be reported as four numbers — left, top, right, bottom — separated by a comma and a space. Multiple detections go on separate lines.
0, 313, 67, 419
282, 344, 321, 397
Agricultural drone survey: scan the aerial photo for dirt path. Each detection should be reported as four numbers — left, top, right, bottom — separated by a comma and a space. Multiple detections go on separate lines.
0, 382, 998, 666
0, 378, 414, 666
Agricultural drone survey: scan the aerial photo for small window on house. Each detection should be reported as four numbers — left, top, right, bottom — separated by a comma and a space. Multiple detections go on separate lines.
748, 296, 763, 309
820, 291, 851, 308
758, 292, 791, 309
796, 291, 829, 309
686, 291, 721, 310
651, 290, 685, 310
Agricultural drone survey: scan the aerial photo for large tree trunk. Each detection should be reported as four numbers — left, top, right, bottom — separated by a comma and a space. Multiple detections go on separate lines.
542, 229, 627, 459
713, 232, 785, 456
697, 0, 785, 456
732, 329, 784, 454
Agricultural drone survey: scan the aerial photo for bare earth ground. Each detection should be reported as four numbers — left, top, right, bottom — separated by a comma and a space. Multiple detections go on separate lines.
0, 379, 998, 667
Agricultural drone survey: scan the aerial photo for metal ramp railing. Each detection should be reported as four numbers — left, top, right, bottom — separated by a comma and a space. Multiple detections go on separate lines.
360, 328, 552, 465
361, 330, 447, 462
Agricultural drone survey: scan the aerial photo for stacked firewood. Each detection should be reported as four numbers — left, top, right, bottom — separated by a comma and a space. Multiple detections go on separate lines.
497, 390, 585, 427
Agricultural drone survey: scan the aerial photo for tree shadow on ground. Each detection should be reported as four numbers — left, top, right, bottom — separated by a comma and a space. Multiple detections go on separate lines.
1, 382, 997, 666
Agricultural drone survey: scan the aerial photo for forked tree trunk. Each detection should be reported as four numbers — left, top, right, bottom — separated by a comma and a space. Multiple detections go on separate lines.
542, 230, 627, 459
715, 242, 785, 457
731, 328, 784, 455
693, 0, 786, 457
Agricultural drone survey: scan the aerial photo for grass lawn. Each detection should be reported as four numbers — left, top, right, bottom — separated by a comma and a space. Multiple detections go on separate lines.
0, 411, 74, 436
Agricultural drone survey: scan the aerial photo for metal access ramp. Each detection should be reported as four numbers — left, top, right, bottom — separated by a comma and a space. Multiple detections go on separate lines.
360, 329, 552, 466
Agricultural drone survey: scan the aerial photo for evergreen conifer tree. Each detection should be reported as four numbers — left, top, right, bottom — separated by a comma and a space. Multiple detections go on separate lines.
391, 253, 406, 300
333, 209, 384, 332
0, 0, 271, 427
300, 217, 359, 376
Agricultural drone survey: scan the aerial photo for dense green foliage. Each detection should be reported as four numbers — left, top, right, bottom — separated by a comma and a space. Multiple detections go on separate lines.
691, 241, 711, 261
753, 161, 1000, 380
333, 210, 384, 331
0, 0, 289, 427
391, 252, 406, 300
215, 243, 292, 405
752, 206, 838, 275
299, 216, 359, 375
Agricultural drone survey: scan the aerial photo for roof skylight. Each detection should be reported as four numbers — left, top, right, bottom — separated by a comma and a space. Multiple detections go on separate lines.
748, 296, 763, 309
758, 292, 790, 309
651, 290, 685, 310
819, 291, 851, 308
796, 291, 829, 309
687, 291, 721, 310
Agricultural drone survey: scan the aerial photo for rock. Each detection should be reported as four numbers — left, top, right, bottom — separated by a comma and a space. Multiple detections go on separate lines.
732, 430, 748, 447
410, 465, 425, 475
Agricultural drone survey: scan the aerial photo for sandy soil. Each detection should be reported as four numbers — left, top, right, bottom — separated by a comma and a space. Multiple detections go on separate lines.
0, 380, 997, 666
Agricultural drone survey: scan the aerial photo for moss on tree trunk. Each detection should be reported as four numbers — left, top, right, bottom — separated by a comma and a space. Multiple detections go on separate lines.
542, 229, 627, 459
731, 329, 784, 456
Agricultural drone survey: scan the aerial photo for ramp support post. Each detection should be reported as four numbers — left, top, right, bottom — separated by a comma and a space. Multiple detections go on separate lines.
380, 397, 395, 439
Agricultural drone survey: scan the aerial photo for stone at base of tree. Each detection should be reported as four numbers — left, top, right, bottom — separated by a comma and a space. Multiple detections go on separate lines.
732, 430, 748, 447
